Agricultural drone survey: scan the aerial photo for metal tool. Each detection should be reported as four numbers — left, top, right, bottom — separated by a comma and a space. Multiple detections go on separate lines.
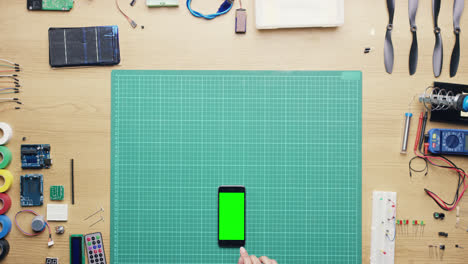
409, 0, 419, 75
419, 86, 468, 112
384, 0, 395, 74
450, 0, 464, 77
401, 113, 412, 154
433, 0, 443, 77
83, 207, 104, 221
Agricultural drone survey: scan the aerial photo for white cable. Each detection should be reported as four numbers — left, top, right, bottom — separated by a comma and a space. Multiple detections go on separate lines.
0, 122, 12, 145
0, 59, 16, 65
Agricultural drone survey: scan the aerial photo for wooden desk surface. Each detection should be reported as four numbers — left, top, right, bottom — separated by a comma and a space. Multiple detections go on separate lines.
1, 0, 468, 263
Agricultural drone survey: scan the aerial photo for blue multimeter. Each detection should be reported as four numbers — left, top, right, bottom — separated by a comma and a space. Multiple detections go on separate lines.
428, 128, 468, 155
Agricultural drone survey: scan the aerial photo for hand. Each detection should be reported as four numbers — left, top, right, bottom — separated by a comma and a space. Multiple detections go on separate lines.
238, 247, 278, 264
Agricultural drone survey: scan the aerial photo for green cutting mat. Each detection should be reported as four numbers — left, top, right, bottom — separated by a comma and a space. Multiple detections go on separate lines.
111, 70, 362, 263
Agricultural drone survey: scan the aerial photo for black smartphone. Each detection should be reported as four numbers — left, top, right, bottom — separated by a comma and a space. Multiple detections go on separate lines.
218, 185, 246, 247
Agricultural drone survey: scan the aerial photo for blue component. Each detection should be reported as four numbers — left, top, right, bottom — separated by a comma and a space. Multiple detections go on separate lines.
428, 128, 468, 155
186, 0, 233, 20
463, 96, 468, 112
0, 215, 12, 239
20, 174, 44, 207
405, 112, 413, 117
21, 144, 52, 169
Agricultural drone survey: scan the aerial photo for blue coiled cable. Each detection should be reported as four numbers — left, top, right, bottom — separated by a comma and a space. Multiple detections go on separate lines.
186, 0, 234, 20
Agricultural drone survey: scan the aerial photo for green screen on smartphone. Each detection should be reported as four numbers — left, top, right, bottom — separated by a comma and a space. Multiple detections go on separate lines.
219, 192, 245, 241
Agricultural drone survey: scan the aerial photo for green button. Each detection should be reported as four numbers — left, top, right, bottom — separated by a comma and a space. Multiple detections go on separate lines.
88, 242, 91, 246
96, 235, 100, 239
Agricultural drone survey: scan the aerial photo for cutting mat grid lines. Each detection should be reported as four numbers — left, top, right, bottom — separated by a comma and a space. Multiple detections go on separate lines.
111, 71, 362, 263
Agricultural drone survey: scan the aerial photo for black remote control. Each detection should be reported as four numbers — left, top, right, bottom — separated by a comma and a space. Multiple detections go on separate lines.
84, 232, 107, 264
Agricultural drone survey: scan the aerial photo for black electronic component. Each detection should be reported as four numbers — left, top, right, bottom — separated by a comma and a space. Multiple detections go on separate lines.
21, 144, 52, 169
48, 26, 120, 68
434, 212, 445, 220
235, 9, 247, 34
438, 232, 448, 237
440, 244, 446, 250
45, 258, 58, 264
27, 0, 42, 10
20, 174, 44, 207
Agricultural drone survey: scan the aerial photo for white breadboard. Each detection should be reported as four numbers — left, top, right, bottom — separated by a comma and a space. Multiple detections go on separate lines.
255, 0, 344, 29
370, 191, 397, 264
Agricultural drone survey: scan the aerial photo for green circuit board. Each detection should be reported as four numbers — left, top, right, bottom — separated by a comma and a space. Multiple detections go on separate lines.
42, 0, 74, 11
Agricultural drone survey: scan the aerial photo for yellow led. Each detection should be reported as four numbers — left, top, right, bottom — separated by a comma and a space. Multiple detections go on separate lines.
433, 133, 437, 139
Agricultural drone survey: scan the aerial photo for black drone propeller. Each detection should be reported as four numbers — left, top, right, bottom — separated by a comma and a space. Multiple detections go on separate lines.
384, 0, 395, 74
450, 0, 464, 77
432, 0, 443, 77
409, 0, 418, 75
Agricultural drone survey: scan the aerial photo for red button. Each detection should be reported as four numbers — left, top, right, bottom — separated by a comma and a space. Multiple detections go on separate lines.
94, 250, 97, 254
432, 143, 436, 148
98, 249, 102, 253
87, 238, 91, 241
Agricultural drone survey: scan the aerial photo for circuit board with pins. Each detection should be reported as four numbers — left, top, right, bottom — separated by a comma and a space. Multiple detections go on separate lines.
27, 0, 74, 11
21, 144, 52, 169
50, 185, 64, 201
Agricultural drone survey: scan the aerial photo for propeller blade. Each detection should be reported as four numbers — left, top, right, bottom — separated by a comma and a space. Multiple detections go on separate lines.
387, 0, 395, 23
409, 0, 419, 75
433, 32, 443, 77
451, 0, 464, 77
385, 0, 395, 74
384, 29, 394, 74
409, 0, 418, 27
433, 0, 441, 27
453, 0, 464, 29
409, 31, 418, 75
433, 0, 443, 77
450, 32, 460, 77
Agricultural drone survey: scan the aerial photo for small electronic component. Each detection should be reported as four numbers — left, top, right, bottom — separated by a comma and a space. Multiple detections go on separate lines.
27, 0, 74, 11
45, 258, 58, 264
146, 0, 178, 6
50, 185, 64, 201
235, 9, 247, 33
55, 226, 65, 234
20, 174, 44, 207
21, 144, 52, 169
364, 47, 371, 54
32, 215, 46, 232
438, 232, 448, 237
434, 212, 445, 220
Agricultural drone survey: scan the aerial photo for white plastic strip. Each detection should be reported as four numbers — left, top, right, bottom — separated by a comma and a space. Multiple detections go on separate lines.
0, 123, 12, 145
370, 191, 397, 264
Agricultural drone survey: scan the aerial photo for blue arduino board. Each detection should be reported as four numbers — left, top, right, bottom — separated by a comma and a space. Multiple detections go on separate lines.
20, 174, 44, 207
428, 128, 468, 155
21, 144, 52, 169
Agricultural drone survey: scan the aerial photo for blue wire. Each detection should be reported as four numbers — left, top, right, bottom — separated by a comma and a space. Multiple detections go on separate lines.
186, 0, 234, 20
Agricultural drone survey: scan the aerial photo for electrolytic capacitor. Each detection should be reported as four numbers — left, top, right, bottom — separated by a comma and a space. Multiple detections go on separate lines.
401, 113, 413, 154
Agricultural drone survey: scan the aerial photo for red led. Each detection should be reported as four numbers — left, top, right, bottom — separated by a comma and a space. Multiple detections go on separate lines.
415, 220, 418, 225
405, 220, 409, 225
